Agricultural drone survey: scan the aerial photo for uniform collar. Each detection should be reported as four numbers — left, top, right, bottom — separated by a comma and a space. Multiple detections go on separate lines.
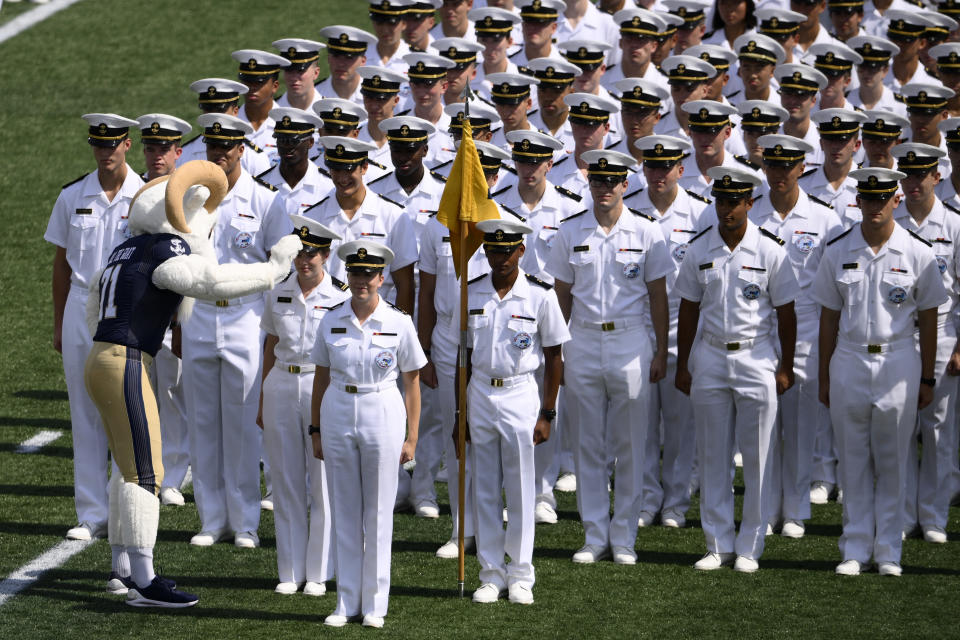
480, 268, 531, 301
579, 205, 640, 232
84, 163, 144, 198
846, 221, 910, 256
894, 198, 946, 230
707, 219, 761, 254
225, 170, 255, 203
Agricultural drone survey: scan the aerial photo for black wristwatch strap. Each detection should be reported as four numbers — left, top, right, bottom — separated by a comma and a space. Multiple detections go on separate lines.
920, 377, 936, 388
539, 408, 557, 422
308, 425, 322, 435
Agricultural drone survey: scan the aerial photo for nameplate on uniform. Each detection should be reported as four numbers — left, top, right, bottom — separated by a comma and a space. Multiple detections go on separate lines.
699, 262, 713, 270
331, 327, 347, 333
277, 296, 292, 303
361, 232, 386, 237
373, 332, 397, 336
842, 263, 859, 270
236, 213, 255, 219
794, 230, 818, 236
511, 314, 535, 321
442, 236, 450, 243
75, 208, 93, 215
890, 267, 908, 274
934, 237, 952, 244
741, 266, 766, 272
469, 308, 485, 315
618, 248, 643, 253
573, 245, 590, 252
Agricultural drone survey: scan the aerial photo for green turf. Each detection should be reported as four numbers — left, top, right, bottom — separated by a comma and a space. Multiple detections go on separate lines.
0, 1, 959, 638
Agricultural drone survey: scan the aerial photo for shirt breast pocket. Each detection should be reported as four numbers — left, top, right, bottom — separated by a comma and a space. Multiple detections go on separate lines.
272, 307, 301, 336
615, 251, 645, 281
697, 266, 722, 299
69, 214, 98, 252
506, 316, 538, 351
538, 227, 558, 249
230, 217, 260, 249
737, 270, 768, 304
370, 333, 400, 372
571, 248, 596, 267
837, 269, 867, 307
881, 271, 914, 307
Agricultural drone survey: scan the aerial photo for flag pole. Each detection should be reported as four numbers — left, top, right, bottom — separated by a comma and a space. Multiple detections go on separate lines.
456, 86, 473, 598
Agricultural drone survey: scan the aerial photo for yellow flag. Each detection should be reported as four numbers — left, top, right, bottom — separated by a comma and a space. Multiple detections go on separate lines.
436, 120, 501, 279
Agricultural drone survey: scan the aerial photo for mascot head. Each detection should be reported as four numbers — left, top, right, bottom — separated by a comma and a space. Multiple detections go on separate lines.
127, 160, 229, 257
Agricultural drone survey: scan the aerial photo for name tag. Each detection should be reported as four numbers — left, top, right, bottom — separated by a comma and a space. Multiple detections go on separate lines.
699, 262, 713, 270
469, 309, 485, 315
442, 236, 450, 243
236, 213, 255, 219
373, 332, 397, 336
934, 238, 952, 244
842, 262, 859, 270
331, 327, 347, 334
741, 266, 766, 272
361, 232, 386, 237
277, 296, 292, 303
618, 248, 643, 253
573, 245, 590, 252
75, 208, 92, 215
890, 267, 908, 274
511, 314, 535, 321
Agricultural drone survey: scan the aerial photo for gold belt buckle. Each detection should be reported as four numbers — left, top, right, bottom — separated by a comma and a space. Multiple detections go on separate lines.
868, 344, 882, 354
345, 384, 358, 393
491, 378, 504, 387
601, 321, 615, 331
726, 342, 740, 351
215, 299, 229, 307
287, 365, 300, 374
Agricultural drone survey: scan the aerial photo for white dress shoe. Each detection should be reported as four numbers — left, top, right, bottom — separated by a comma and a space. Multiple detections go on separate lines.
572, 544, 610, 564
234, 531, 260, 548
781, 519, 805, 538
612, 545, 637, 565
508, 583, 534, 605
878, 562, 902, 577
923, 527, 947, 543
472, 582, 505, 603
734, 556, 759, 573
303, 581, 327, 596
554, 472, 577, 493
534, 502, 558, 524
694, 552, 735, 570
66, 521, 105, 540
274, 582, 299, 595
362, 614, 385, 628
733, 452, 743, 467
809, 481, 833, 505
660, 509, 685, 528
637, 510, 656, 527
190, 527, 230, 547
765, 523, 774, 536
414, 500, 440, 519
436, 536, 474, 559
260, 493, 274, 511
324, 614, 349, 627
835, 559, 867, 576
160, 487, 185, 506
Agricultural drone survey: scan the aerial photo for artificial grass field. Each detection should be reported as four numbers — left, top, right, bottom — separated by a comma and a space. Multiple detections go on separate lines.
0, 1, 958, 637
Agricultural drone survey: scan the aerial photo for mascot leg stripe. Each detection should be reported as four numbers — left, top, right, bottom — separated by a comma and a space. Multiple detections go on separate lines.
122, 347, 157, 495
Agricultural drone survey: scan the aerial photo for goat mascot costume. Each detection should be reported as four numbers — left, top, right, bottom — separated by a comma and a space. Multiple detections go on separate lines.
83, 160, 301, 607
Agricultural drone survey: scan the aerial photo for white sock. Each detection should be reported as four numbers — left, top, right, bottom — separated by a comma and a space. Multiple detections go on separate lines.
111, 545, 131, 577
128, 547, 156, 589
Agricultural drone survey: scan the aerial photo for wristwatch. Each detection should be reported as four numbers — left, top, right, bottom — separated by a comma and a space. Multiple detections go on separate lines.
539, 408, 557, 422
308, 425, 322, 435
920, 377, 936, 388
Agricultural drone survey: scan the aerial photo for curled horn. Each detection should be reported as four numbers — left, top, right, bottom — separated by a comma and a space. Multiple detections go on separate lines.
164, 160, 229, 233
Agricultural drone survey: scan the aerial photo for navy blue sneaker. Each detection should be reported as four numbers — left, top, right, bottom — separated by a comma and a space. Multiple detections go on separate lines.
126, 576, 197, 608
108, 572, 176, 595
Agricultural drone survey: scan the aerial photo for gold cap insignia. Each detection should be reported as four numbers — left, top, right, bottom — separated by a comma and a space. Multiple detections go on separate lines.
632, 16, 641, 26
752, 107, 761, 118
598, 157, 608, 168
208, 86, 217, 96
632, 86, 642, 97
484, 16, 493, 26
545, 66, 555, 77
919, 90, 928, 101
774, 144, 783, 155
793, 71, 802, 81
400, 124, 411, 135
876, 118, 885, 128
501, 82, 511, 92
679, 7, 687, 16
700, 52, 710, 61
654, 143, 664, 154
249, 58, 257, 68
299, 226, 309, 237
372, 75, 381, 86
212, 122, 222, 133
495, 229, 505, 241
580, 101, 590, 113
699, 107, 708, 119
332, 107, 342, 118
448, 46, 458, 57
869, 175, 878, 185
677, 63, 686, 73
335, 144, 345, 155
832, 115, 841, 126
770, 17, 779, 27
521, 139, 530, 150
282, 116, 291, 126
722, 175, 732, 186
151, 122, 160, 134
340, 33, 349, 43
578, 46, 587, 57
825, 52, 835, 63
288, 46, 297, 56
907, 150, 917, 160
532, 0, 542, 9
357, 247, 367, 258
98, 123, 107, 134
747, 40, 757, 52
416, 61, 425, 71
863, 43, 872, 53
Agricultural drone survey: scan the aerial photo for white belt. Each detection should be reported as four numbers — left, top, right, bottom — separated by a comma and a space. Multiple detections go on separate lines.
838, 336, 916, 354
573, 316, 645, 331
330, 377, 396, 394
197, 293, 262, 307
275, 361, 315, 374
701, 331, 769, 352
479, 372, 533, 389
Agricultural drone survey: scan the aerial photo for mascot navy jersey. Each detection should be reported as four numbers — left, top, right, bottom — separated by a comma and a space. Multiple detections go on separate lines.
93, 233, 190, 356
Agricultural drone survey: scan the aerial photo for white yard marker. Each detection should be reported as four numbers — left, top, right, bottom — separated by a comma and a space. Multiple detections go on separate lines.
0, 539, 95, 606
0, 0, 85, 46
16, 430, 62, 454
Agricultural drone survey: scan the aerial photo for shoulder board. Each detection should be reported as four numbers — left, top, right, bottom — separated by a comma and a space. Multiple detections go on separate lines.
528, 109, 539, 118
604, 139, 621, 150
490, 185, 511, 198
377, 193, 404, 208
525, 273, 552, 289
367, 171, 393, 185
800, 167, 817, 179
508, 46, 525, 60
909, 229, 932, 247
561, 210, 587, 223
500, 204, 527, 222
753, 194, 764, 202
684, 188, 711, 203
331, 276, 349, 292
690, 225, 712, 243
826, 226, 853, 246
655, 65, 667, 77
628, 208, 656, 223
760, 227, 784, 246
734, 155, 762, 171
386, 300, 409, 315
279, 271, 293, 284
704, 29, 716, 39
725, 90, 741, 99
894, 93, 905, 103
140, 172, 149, 182
468, 272, 489, 285
253, 176, 278, 192
431, 158, 453, 170
904, 0, 924, 6
310, 153, 321, 163
62, 171, 90, 190
624, 187, 644, 200
806, 193, 833, 209
368, 159, 387, 170
254, 166, 274, 181
303, 196, 329, 214
315, 76, 328, 86
328, 299, 345, 309
244, 138, 263, 153
182, 133, 201, 146
501, 163, 517, 175
429, 169, 448, 183
943, 201, 960, 215
555, 184, 582, 202
551, 155, 568, 167
852, 104, 864, 113
476, 95, 496, 109
318, 166, 331, 178
605, 63, 617, 74
395, 109, 411, 117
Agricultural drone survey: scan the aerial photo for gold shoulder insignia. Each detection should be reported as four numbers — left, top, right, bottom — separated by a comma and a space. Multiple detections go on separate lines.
685, 188, 711, 204
525, 273, 553, 289
760, 227, 785, 245
254, 176, 278, 191
555, 185, 583, 202
331, 276, 349, 291
244, 139, 263, 153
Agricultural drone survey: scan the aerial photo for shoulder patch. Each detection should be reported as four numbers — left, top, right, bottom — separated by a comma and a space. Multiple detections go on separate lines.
331, 276, 349, 291
760, 227, 785, 245
377, 193, 404, 209
490, 185, 511, 198
909, 229, 933, 247
690, 225, 713, 243
468, 272, 489, 285
525, 273, 553, 289
807, 193, 834, 209
244, 138, 263, 153
303, 196, 329, 214
685, 188, 711, 204
800, 167, 817, 179
628, 208, 657, 223
62, 171, 90, 190
253, 176, 278, 192
734, 155, 762, 171
429, 169, 448, 183
555, 184, 582, 202
500, 204, 527, 222
561, 210, 587, 223
826, 226, 853, 246
943, 201, 960, 216
366, 171, 392, 186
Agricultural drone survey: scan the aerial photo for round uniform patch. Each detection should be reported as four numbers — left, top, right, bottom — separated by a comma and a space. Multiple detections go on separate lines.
794, 234, 815, 254
375, 350, 395, 369
937, 256, 948, 274
672, 243, 688, 263
742, 283, 762, 300
235, 231, 253, 248
622, 262, 641, 279
512, 331, 533, 350
888, 285, 907, 304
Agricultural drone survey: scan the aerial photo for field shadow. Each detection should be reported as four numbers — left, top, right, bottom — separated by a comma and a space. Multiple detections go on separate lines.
0, 416, 71, 430
0, 442, 73, 458
13, 390, 68, 402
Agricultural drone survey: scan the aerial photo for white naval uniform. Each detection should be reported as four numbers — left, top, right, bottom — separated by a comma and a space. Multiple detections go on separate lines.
312, 297, 427, 619
462, 271, 570, 591
800, 168, 860, 229
238, 107, 279, 168
811, 223, 946, 565
629, 188, 709, 519
275, 90, 324, 111
155, 329, 190, 492
884, 64, 936, 96
43, 165, 144, 528
894, 201, 960, 535
373, 40, 413, 75
177, 135, 273, 181
356, 129, 396, 181
545, 206, 673, 551
529, 111, 575, 158
678, 152, 755, 200
261, 273, 349, 586
302, 189, 419, 305
675, 220, 799, 560
419, 219, 491, 540
555, 2, 621, 67
750, 191, 843, 526
934, 178, 960, 212
861, 0, 916, 37
315, 77, 365, 107
367, 169, 447, 247
257, 162, 333, 220
181, 170, 285, 535
847, 85, 908, 120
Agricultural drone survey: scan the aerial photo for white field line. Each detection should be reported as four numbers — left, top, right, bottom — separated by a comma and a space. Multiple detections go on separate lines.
0, 539, 95, 606
15, 430, 62, 454
0, 0, 85, 46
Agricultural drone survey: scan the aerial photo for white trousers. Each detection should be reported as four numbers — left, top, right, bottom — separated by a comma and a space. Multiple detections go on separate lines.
409, 379, 443, 506
63, 288, 109, 526
691, 338, 778, 560
904, 328, 958, 532
322, 386, 404, 619
153, 338, 190, 490
812, 397, 839, 487
533, 371, 563, 508
262, 367, 333, 584
468, 376, 538, 590
565, 324, 651, 549
182, 301, 263, 533
830, 342, 919, 565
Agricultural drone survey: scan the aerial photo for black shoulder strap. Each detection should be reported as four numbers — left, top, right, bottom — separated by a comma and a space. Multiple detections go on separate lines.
760, 227, 785, 245
826, 226, 853, 246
